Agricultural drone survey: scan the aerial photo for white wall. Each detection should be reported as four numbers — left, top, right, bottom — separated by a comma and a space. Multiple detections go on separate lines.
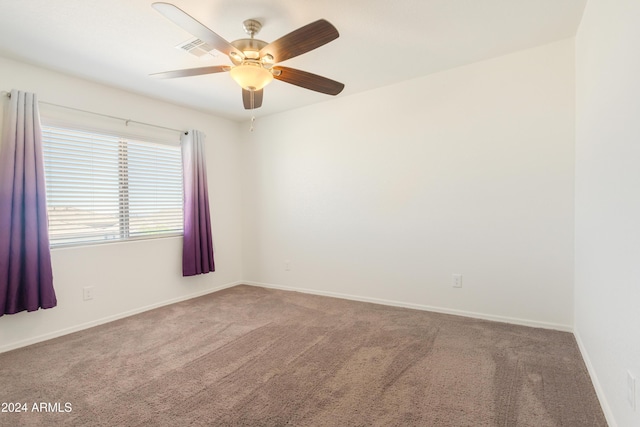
0, 56, 243, 352
0, 35, 581, 353
575, 1, 640, 426
242, 39, 576, 330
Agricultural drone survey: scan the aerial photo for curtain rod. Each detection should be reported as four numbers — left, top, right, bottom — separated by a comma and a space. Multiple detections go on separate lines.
2, 90, 186, 135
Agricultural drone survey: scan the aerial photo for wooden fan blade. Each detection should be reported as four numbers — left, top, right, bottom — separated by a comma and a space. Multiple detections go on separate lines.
242, 89, 264, 109
259, 19, 339, 63
150, 65, 230, 79
152, 2, 243, 58
273, 66, 344, 95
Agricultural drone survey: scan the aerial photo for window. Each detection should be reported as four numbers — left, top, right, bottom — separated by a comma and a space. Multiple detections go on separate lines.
42, 125, 183, 246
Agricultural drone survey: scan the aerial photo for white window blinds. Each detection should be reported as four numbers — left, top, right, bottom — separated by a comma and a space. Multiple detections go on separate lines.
42, 125, 183, 246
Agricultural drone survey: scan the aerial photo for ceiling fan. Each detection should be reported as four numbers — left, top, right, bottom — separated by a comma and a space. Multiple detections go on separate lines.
150, 2, 345, 110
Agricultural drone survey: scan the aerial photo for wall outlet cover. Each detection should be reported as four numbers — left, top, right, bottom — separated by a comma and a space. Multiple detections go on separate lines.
83, 286, 94, 301
452, 274, 463, 288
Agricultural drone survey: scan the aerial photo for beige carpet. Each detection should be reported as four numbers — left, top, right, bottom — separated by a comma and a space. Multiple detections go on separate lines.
0, 285, 606, 426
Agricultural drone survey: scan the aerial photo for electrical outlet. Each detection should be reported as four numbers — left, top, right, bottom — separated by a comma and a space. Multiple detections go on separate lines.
452, 274, 462, 288
284, 260, 291, 271
83, 286, 94, 301
628, 371, 636, 410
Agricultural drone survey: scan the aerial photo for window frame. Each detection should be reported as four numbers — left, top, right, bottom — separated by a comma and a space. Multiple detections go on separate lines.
40, 122, 184, 248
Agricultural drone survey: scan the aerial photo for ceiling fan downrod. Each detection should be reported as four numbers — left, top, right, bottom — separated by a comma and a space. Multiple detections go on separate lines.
242, 19, 262, 38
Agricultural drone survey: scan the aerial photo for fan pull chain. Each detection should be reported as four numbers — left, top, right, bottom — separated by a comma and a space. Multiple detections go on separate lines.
250, 116, 256, 132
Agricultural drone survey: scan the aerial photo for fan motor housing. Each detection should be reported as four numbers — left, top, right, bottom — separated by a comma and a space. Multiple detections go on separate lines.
231, 38, 267, 52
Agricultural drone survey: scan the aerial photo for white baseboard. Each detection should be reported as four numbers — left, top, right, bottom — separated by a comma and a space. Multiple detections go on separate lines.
1, 279, 573, 352
574, 328, 617, 427
243, 281, 573, 332
0, 280, 242, 354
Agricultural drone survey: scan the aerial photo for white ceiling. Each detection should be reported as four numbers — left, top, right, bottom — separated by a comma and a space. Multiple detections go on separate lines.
0, 0, 586, 122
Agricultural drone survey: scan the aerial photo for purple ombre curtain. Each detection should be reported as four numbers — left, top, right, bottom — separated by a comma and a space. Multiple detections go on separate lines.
0, 90, 56, 315
181, 130, 215, 276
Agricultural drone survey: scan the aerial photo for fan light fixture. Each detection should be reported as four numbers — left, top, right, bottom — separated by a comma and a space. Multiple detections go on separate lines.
230, 62, 273, 91
151, 4, 345, 110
